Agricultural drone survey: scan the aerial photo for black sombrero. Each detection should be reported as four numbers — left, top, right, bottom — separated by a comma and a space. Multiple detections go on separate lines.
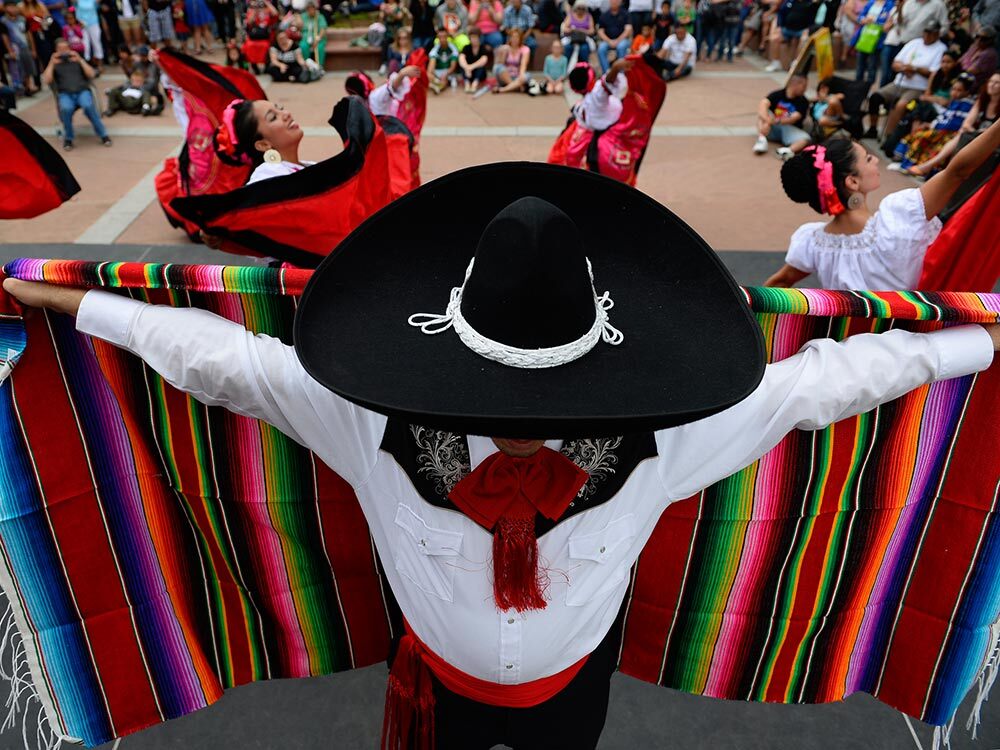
294, 162, 765, 438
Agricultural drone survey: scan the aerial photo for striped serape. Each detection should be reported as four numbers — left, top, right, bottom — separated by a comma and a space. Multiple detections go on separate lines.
0, 260, 998, 747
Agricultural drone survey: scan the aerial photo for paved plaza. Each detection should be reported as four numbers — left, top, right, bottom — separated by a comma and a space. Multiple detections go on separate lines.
1, 52, 920, 255
1, 54, 997, 750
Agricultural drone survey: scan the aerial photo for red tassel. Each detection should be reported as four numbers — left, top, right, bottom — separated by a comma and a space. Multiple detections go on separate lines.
493, 517, 548, 612
381, 634, 435, 750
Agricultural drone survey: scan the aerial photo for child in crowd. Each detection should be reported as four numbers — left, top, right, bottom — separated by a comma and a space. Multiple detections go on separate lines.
653, 0, 672, 50
225, 39, 248, 69
632, 21, 654, 53
172, 0, 191, 52
543, 38, 568, 92
61, 7, 87, 56
810, 77, 847, 142
104, 68, 157, 115
458, 27, 489, 92
890, 73, 977, 172
428, 26, 458, 92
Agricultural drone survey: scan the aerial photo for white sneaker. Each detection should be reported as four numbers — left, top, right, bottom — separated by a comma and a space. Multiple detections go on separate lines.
752, 135, 768, 154
776, 146, 794, 161
763, 60, 783, 72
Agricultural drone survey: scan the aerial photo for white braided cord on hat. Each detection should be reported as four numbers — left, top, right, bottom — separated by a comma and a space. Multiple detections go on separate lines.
407, 258, 623, 369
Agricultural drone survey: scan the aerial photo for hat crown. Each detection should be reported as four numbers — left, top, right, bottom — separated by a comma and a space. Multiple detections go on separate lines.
460, 197, 597, 350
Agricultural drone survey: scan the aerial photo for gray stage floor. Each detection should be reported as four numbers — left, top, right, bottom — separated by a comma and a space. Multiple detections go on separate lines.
0, 243, 996, 750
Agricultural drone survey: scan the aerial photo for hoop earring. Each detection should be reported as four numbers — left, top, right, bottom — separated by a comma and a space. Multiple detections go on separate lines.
263, 148, 282, 164
847, 192, 864, 211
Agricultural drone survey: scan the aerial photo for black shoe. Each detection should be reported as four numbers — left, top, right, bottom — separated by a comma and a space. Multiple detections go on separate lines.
861, 127, 878, 140
101, 136, 112, 146
63, 139, 73, 151
103, 108, 115, 117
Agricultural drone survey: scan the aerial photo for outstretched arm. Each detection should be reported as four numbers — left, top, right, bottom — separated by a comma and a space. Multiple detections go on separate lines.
655, 325, 998, 502
3, 279, 386, 486
763, 263, 810, 287
920, 115, 1000, 219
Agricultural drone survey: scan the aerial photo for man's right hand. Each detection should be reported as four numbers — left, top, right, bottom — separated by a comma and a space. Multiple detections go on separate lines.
2, 278, 88, 317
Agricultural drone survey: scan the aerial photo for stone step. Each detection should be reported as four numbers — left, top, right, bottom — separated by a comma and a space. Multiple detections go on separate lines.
324, 38, 382, 70
325, 25, 370, 42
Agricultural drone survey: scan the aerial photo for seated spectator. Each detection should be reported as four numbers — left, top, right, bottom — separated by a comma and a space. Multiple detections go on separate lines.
753, 72, 811, 158
300, 1, 327, 68
468, 0, 504, 48
434, 0, 468, 51
652, 0, 673, 51
863, 20, 946, 139
378, 0, 409, 72
764, 0, 815, 72
2, 0, 39, 95
104, 68, 158, 115
41, 37, 111, 149
632, 20, 655, 52
501, 0, 535, 56
959, 26, 998, 91
542, 38, 568, 91
597, 0, 632, 73
910, 71, 1000, 175
386, 27, 416, 72
810, 77, 848, 141
428, 26, 459, 92
458, 27, 489, 91
657, 22, 695, 78
534, 0, 562, 32
561, 0, 595, 63
410, 0, 435, 50
268, 29, 320, 81
492, 26, 530, 92
881, 46, 960, 155
890, 72, 976, 170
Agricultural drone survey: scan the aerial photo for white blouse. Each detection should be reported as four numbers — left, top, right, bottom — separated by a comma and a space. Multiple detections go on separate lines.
247, 160, 317, 185
785, 188, 943, 290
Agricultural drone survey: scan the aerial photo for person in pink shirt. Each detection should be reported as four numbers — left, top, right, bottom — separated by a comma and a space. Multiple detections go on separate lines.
468, 0, 504, 47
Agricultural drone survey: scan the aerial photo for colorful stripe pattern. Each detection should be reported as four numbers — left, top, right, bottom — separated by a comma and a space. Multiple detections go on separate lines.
0, 260, 997, 746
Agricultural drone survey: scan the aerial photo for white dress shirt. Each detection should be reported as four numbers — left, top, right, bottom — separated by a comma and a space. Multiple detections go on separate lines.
573, 72, 628, 131
247, 160, 317, 185
75, 291, 994, 684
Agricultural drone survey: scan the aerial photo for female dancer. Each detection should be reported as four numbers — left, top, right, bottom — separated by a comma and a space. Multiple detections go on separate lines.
764, 119, 1000, 290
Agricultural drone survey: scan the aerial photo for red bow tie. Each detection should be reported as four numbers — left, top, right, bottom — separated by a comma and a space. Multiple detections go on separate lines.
448, 446, 589, 528
449, 447, 589, 612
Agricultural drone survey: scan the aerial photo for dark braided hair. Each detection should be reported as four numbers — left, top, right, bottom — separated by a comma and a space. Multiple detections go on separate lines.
780, 137, 858, 215
214, 99, 265, 168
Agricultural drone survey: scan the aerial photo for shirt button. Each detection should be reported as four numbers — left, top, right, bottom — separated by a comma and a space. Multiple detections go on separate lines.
419, 539, 426, 546
507, 618, 515, 624
599, 545, 606, 553
506, 664, 513, 669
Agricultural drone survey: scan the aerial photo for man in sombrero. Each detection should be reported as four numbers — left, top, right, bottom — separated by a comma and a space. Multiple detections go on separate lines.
5, 163, 999, 750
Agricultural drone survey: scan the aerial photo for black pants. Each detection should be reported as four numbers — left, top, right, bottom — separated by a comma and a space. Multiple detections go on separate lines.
396, 609, 625, 750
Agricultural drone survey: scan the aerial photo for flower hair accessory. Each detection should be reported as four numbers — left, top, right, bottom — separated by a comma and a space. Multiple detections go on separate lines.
811, 145, 846, 216
215, 99, 251, 165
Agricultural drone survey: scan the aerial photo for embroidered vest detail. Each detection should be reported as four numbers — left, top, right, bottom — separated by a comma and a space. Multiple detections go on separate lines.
379, 420, 657, 532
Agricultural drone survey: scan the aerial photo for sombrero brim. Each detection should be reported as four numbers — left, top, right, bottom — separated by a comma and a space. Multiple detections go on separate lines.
294, 162, 765, 438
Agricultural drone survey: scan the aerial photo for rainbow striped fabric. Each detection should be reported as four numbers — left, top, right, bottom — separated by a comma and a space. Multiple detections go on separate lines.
0, 260, 998, 747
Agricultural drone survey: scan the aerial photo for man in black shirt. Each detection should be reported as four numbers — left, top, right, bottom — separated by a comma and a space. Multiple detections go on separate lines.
42, 37, 112, 150
752, 72, 811, 159
597, 0, 632, 72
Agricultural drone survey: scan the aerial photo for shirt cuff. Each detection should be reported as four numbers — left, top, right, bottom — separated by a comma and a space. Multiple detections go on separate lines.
75, 289, 146, 347
931, 324, 995, 381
